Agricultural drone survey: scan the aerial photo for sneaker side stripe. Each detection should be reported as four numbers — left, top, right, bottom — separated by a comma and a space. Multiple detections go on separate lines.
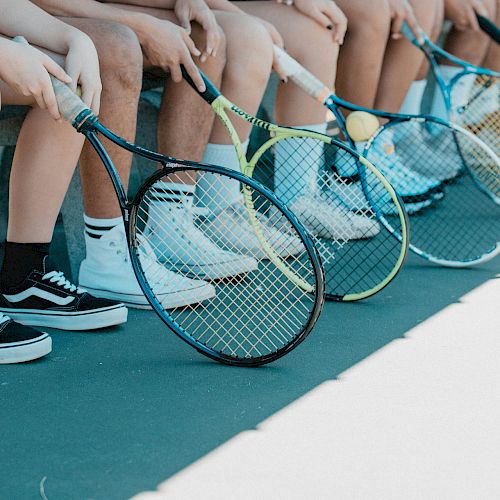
3, 288, 76, 306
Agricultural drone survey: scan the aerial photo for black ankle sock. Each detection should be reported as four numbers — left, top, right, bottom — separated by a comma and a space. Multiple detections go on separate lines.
0, 242, 51, 290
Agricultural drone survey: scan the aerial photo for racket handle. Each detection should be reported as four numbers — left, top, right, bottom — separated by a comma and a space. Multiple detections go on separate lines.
476, 14, 500, 44
180, 65, 221, 104
50, 76, 91, 125
400, 22, 426, 46
11, 35, 91, 124
273, 46, 330, 103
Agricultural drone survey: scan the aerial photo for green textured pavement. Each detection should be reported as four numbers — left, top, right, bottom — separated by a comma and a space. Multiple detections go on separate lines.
0, 252, 498, 499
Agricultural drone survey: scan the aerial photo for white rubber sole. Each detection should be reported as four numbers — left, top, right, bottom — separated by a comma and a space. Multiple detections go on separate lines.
0, 305, 128, 331
82, 283, 216, 310
163, 257, 258, 281
0, 333, 52, 364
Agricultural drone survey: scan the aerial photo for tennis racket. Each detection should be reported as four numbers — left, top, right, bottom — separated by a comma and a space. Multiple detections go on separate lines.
16, 37, 325, 366
401, 22, 499, 162
181, 67, 409, 302
477, 14, 500, 44
274, 45, 500, 267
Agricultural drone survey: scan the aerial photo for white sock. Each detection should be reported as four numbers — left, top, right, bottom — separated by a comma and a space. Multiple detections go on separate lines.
147, 182, 195, 229
196, 140, 249, 214
274, 123, 328, 205
84, 214, 123, 240
400, 80, 427, 115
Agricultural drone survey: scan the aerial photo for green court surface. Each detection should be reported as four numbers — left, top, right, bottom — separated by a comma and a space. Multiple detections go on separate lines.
0, 253, 498, 499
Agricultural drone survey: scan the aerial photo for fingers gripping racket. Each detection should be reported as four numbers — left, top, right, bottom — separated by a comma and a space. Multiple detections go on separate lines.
274, 46, 500, 267
181, 68, 409, 302
15, 37, 325, 366
401, 23, 499, 162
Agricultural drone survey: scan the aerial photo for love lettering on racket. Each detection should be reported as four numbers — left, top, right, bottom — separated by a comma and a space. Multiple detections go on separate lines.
274, 45, 500, 267
182, 67, 409, 302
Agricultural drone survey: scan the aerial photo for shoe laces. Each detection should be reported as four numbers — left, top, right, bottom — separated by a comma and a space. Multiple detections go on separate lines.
107, 230, 130, 263
43, 271, 84, 294
0, 312, 10, 325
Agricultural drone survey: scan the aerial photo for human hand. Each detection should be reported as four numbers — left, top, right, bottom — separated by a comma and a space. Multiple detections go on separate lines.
387, 0, 421, 41
0, 38, 72, 120
292, 0, 347, 45
174, 0, 222, 63
444, 0, 489, 31
64, 33, 102, 114
136, 15, 206, 91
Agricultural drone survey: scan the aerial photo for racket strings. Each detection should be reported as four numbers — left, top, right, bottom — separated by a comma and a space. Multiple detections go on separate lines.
368, 119, 500, 263
133, 169, 318, 360
251, 133, 406, 299
450, 74, 499, 190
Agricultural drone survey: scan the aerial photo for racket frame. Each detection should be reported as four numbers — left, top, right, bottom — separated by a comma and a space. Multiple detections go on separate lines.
273, 45, 500, 266
182, 67, 410, 301
62, 108, 326, 366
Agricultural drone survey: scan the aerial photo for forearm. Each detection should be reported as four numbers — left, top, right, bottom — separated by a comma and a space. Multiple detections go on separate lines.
0, 0, 84, 53
33, 0, 164, 45
205, 0, 243, 13
104, 0, 175, 8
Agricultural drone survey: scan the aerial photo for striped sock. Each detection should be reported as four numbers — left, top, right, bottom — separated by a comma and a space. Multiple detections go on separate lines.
84, 215, 123, 239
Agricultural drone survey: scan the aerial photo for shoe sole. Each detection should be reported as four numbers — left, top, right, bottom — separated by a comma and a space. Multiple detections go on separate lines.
161, 258, 258, 281
0, 305, 128, 331
0, 333, 52, 364
81, 284, 216, 310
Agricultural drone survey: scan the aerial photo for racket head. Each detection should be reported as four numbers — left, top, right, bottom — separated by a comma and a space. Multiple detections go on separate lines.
247, 128, 409, 301
128, 163, 325, 366
449, 73, 499, 161
364, 117, 500, 266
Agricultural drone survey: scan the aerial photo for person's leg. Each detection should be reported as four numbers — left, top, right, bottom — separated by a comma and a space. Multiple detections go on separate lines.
335, 0, 391, 108
61, 18, 144, 219
443, 0, 496, 65
376, 0, 441, 113
0, 78, 127, 330
235, 1, 337, 126
481, 1, 499, 71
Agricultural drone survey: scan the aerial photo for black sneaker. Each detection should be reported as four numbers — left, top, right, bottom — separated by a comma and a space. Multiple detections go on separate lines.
0, 313, 52, 364
0, 267, 128, 331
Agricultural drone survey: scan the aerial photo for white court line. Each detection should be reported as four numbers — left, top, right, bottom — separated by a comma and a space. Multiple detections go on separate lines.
133, 276, 500, 500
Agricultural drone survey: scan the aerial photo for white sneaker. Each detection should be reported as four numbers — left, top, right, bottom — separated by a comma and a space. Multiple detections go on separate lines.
367, 133, 444, 201
321, 172, 433, 216
287, 194, 380, 241
145, 204, 258, 280
197, 200, 303, 260
394, 124, 464, 182
79, 225, 216, 309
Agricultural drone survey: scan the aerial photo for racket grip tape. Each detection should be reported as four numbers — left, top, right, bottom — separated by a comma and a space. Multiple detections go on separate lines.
11, 35, 91, 124
180, 65, 221, 104
50, 76, 91, 124
476, 14, 500, 44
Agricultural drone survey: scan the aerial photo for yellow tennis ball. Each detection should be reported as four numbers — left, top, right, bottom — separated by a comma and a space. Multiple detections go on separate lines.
345, 111, 380, 142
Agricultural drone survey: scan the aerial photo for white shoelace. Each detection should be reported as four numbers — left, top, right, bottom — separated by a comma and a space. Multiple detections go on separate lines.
42, 271, 84, 294
0, 312, 10, 325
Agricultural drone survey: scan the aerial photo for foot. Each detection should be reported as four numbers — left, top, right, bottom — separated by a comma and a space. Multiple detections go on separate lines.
79, 225, 216, 309
321, 172, 433, 216
0, 313, 51, 364
0, 262, 126, 331
366, 135, 444, 202
286, 194, 380, 241
145, 204, 258, 280
394, 124, 464, 182
197, 200, 303, 260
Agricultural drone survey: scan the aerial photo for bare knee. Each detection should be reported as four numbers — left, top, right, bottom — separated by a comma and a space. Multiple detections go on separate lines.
87, 21, 143, 94
219, 13, 273, 84
345, 0, 391, 40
